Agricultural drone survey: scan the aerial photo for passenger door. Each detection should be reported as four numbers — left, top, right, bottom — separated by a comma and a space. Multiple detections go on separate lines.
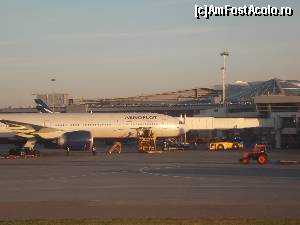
162, 119, 168, 129
44, 119, 52, 128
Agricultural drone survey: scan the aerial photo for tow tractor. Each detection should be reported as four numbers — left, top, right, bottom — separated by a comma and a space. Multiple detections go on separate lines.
209, 137, 244, 151
240, 144, 268, 165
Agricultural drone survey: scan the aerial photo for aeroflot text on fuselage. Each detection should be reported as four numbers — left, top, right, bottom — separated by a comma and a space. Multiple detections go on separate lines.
125, 115, 158, 120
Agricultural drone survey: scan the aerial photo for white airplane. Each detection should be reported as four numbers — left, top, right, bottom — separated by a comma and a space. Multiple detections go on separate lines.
0, 113, 188, 151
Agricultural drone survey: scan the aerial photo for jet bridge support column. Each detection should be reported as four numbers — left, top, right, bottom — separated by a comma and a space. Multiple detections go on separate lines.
275, 130, 281, 149
274, 115, 282, 149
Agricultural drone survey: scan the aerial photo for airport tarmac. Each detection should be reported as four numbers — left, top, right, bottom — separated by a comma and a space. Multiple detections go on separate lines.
0, 145, 299, 219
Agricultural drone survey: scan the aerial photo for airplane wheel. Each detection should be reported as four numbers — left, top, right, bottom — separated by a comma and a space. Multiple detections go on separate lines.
217, 144, 224, 150
258, 154, 267, 165
232, 144, 239, 150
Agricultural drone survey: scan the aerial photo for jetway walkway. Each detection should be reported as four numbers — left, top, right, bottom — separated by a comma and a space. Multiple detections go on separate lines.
184, 117, 274, 130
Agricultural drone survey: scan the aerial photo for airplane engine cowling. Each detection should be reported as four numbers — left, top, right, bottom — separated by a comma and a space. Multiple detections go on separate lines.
58, 131, 93, 151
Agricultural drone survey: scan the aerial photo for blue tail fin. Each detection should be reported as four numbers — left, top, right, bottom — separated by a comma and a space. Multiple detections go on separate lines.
34, 99, 54, 113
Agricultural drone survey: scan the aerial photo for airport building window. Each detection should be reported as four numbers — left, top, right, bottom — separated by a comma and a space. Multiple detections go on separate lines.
282, 117, 296, 128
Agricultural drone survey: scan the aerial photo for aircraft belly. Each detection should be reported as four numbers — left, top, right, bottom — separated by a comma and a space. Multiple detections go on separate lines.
150, 128, 179, 138
91, 127, 139, 139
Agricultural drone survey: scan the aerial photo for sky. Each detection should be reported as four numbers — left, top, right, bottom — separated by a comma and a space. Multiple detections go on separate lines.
0, 0, 299, 107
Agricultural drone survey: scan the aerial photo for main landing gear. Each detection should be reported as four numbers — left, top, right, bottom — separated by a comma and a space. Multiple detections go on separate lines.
8, 138, 40, 158
9, 147, 40, 157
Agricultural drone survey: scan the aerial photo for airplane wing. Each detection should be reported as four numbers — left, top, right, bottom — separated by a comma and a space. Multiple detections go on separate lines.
0, 119, 63, 139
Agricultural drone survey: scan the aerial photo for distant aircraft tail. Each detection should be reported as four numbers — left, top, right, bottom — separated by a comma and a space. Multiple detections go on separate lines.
34, 99, 54, 113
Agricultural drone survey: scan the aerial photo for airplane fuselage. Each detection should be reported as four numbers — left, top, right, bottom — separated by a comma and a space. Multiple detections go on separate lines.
0, 113, 187, 140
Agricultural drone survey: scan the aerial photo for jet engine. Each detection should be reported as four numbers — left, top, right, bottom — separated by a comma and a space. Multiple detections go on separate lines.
57, 131, 93, 151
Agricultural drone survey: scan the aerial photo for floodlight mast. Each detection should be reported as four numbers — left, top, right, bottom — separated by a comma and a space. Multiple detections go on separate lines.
220, 51, 229, 106
50, 78, 56, 112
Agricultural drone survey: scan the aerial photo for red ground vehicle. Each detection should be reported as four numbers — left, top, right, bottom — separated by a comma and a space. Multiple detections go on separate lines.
241, 144, 268, 165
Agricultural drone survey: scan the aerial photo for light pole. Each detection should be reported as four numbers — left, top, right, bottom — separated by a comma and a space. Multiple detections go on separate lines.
220, 51, 229, 106
50, 78, 56, 113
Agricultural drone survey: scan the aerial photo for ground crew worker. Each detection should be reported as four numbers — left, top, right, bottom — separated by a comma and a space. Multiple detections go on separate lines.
66, 147, 70, 156
149, 130, 157, 150
92, 146, 97, 156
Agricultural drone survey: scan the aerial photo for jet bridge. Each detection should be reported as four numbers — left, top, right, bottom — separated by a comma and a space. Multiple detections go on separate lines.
183, 117, 274, 130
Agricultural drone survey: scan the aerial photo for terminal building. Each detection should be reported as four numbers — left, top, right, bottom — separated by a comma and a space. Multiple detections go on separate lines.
0, 78, 299, 148
10, 78, 298, 116
34, 93, 69, 108
255, 95, 300, 148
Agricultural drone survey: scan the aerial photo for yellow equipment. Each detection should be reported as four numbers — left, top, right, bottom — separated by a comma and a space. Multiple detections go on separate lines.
209, 140, 243, 150
137, 128, 157, 153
